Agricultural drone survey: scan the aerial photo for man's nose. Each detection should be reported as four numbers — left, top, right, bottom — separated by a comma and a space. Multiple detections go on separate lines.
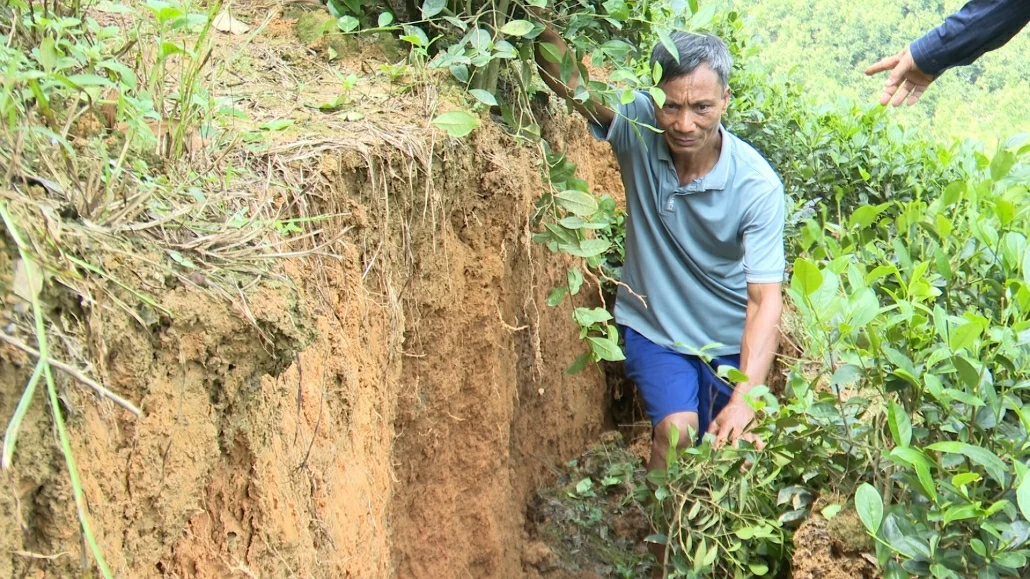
673, 111, 697, 132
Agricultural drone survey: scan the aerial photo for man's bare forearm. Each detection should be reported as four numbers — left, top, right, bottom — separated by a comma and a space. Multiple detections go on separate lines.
533, 25, 614, 127
733, 283, 782, 402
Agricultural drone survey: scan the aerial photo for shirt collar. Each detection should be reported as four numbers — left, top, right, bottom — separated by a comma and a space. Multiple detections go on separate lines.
657, 124, 731, 192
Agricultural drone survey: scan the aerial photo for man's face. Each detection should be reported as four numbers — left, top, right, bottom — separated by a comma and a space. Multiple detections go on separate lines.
653, 64, 730, 156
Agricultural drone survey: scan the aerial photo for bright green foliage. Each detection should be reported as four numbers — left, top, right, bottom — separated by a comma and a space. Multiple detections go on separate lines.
786, 139, 1030, 577
713, 0, 1030, 148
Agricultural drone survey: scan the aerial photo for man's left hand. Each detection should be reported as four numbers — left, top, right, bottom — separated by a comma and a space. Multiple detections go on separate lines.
708, 399, 764, 449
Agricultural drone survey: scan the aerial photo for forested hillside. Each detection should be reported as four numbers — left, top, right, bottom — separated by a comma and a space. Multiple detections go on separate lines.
716, 0, 1030, 147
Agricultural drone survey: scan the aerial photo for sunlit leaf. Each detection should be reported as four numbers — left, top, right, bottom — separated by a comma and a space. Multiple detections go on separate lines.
1018, 476, 1030, 524
791, 258, 822, 297
855, 483, 883, 534
500, 19, 534, 37
555, 190, 598, 217
587, 336, 624, 361
431, 110, 480, 138
657, 29, 679, 63
468, 89, 497, 106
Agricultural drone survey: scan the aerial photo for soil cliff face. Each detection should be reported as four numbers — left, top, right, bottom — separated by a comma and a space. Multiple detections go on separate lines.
0, 103, 616, 579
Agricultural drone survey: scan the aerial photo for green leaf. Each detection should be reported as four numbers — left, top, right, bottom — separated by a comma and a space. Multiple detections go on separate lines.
431, 110, 480, 137
527, 0, 546, 6
261, 119, 295, 131
564, 238, 610, 258
449, 65, 469, 83
555, 190, 598, 217
648, 86, 666, 109
567, 268, 583, 295
566, 352, 590, 374
748, 563, 769, 576
792, 258, 822, 297
337, 15, 359, 32
890, 447, 937, 502
949, 319, 984, 351
887, 401, 912, 447
500, 19, 534, 36
575, 477, 592, 494
573, 307, 612, 327
1016, 475, 1030, 523
855, 483, 883, 534
652, 61, 664, 85
37, 36, 57, 71
657, 29, 679, 64
468, 89, 497, 106
378, 12, 394, 26
990, 149, 1017, 181
666, 423, 679, 470
547, 286, 566, 306
849, 203, 890, 230
821, 504, 842, 519
830, 364, 862, 387
927, 442, 1007, 486
421, 0, 446, 17
587, 336, 624, 361
994, 552, 1027, 569
538, 42, 561, 64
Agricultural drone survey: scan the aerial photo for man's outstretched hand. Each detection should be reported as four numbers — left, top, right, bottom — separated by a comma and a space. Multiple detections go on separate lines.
865, 47, 936, 107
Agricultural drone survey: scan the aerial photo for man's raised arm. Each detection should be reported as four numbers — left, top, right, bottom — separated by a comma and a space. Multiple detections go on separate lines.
534, 26, 615, 129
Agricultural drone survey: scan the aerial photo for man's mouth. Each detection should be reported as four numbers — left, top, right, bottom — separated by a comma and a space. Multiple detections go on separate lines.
670, 136, 699, 147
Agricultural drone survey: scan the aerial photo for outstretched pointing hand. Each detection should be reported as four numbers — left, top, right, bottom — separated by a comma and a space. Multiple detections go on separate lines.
865, 47, 936, 107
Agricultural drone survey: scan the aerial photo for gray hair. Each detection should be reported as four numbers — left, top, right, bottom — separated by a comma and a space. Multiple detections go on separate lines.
650, 32, 733, 88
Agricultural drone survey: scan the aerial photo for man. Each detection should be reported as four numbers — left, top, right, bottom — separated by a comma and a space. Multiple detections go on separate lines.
866, 0, 1030, 107
534, 27, 785, 474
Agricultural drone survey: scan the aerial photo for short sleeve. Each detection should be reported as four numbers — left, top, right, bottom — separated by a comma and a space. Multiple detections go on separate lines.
741, 184, 786, 284
587, 91, 656, 157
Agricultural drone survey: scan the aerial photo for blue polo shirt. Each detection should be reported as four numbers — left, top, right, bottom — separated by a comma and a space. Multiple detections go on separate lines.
590, 91, 785, 356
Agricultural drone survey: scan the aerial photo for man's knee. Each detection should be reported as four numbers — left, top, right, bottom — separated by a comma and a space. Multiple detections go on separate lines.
654, 412, 700, 450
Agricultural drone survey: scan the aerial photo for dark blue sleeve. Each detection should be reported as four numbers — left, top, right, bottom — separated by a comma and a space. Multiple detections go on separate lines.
909, 0, 1030, 76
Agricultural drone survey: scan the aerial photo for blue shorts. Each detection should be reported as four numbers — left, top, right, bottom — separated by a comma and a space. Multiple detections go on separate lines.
622, 326, 740, 444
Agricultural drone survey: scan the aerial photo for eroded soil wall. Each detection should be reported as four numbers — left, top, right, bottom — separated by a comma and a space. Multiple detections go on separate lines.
0, 110, 620, 578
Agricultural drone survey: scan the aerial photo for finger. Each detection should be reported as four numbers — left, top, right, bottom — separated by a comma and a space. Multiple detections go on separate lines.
706, 418, 719, 435
714, 422, 732, 448
879, 81, 899, 106
906, 86, 926, 106
891, 81, 912, 107
742, 432, 766, 451
864, 54, 900, 76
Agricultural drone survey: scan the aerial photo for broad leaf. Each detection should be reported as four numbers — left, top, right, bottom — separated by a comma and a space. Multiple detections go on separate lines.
792, 258, 822, 297
421, 0, 446, 17
855, 483, 883, 534
431, 110, 480, 137
927, 441, 1008, 486
587, 336, 624, 361
1016, 475, 1030, 523
500, 19, 534, 36
468, 89, 497, 106
887, 401, 912, 448
555, 190, 598, 217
